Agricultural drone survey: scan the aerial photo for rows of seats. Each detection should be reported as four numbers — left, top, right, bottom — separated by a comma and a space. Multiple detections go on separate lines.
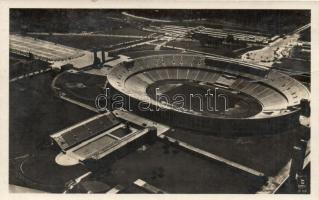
215, 75, 237, 86
54, 114, 120, 150
109, 55, 309, 114
10, 46, 50, 61
10, 35, 85, 61
18, 38, 78, 55
123, 68, 222, 94
202, 71, 221, 83
14, 44, 79, 61
11, 35, 81, 52
131, 54, 206, 71
11, 41, 84, 62
124, 67, 289, 111
230, 78, 288, 110
263, 71, 310, 106
10, 42, 61, 60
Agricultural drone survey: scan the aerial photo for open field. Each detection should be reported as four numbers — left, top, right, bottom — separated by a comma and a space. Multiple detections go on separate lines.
89, 140, 265, 193
167, 40, 241, 57
9, 71, 96, 158
9, 54, 50, 79
30, 35, 139, 50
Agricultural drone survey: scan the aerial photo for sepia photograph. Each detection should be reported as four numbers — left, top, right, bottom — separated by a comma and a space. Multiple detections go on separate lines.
2, 1, 317, 197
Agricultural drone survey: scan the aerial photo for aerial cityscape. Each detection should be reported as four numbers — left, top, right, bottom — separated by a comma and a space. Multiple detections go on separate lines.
9, 9, 310, 194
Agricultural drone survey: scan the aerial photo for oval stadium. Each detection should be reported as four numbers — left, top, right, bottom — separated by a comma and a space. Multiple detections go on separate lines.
107, 54, 310, 136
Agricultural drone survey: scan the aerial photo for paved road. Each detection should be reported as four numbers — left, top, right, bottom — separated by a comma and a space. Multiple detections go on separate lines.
109, 39, 160, 53
291, 23, 310, 34
10, 68, 51, 82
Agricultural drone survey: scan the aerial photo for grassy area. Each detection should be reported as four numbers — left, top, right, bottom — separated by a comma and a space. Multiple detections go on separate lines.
9, 54, 50, 79
273, 58, 310, 73
31, 35, 138, 50
104, 27, 152, 36
89, 140, 265, 193
299, 28, 310, 42
9, 72, 96, 158
124, 44, 156, 51
165, 128, 296, 176
167, 40, 241, 57
54, 71, 106, 108
9, 69, 97, 190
